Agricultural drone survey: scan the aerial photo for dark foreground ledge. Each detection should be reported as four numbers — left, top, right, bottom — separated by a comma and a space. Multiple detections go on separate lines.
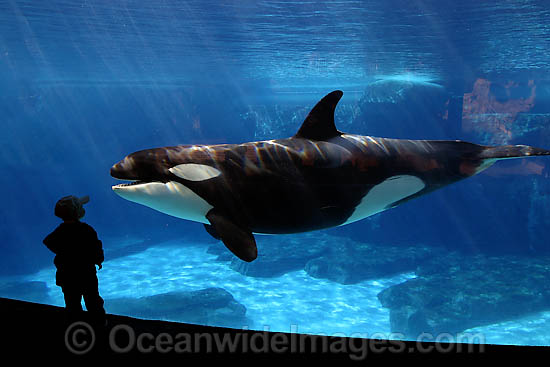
0, 297, 544, 360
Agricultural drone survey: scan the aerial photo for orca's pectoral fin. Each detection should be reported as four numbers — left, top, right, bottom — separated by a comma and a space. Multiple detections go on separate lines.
206, 209, 258, 262
203, 223, 221, 240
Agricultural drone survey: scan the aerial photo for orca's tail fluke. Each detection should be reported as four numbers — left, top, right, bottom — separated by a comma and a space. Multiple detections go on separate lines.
479, 145, 550, 161
458, 143, 550, 176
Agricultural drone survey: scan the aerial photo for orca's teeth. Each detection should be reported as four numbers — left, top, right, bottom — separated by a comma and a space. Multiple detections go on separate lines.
113, 180, 145, 188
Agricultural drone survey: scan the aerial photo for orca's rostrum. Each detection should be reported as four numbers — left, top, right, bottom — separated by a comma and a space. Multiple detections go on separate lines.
111, 90, 550, 262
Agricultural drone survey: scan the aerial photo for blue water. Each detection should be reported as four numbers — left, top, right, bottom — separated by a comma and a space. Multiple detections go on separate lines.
2, 0, 550, 347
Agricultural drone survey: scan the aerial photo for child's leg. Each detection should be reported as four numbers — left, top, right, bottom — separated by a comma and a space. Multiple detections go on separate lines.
62, 286, 84, 320
82, 275, 106, 324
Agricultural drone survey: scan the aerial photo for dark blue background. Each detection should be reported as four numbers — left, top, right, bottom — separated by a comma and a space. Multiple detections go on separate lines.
1, 0, 549, 275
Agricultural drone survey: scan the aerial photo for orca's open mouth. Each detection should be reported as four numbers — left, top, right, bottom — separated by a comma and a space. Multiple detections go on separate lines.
112, 180, 149, 189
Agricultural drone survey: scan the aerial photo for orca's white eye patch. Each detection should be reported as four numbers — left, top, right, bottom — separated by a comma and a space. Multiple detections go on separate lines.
169, 164, 221, 181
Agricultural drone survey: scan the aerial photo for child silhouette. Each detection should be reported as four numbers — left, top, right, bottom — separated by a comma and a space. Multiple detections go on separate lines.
43, 195, 106, 325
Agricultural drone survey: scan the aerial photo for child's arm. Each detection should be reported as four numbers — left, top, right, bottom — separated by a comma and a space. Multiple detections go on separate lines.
43, 228, 60, 254
95, 242, 104, 269
88, 226, 104, 268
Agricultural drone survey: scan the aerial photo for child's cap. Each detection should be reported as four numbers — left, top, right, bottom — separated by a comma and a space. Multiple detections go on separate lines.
54, 195, 89, 220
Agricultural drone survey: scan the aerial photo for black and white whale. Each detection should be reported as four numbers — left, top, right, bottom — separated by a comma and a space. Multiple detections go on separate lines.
111, 90, 549, 262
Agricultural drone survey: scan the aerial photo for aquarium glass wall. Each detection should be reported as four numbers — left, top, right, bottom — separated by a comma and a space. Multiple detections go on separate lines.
1, 0, 550, 346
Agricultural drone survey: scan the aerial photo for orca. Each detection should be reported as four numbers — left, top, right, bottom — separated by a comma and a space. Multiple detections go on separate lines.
111, 90, 550, 262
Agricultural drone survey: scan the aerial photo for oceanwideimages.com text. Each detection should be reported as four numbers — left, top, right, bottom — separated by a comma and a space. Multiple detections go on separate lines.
65, 322, 486, 358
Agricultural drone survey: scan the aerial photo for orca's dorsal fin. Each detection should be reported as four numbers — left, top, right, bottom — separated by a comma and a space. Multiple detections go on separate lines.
294, 90, 343, 140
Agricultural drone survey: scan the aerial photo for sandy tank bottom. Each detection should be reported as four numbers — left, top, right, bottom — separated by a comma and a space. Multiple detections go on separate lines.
20, 238, 550, 346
